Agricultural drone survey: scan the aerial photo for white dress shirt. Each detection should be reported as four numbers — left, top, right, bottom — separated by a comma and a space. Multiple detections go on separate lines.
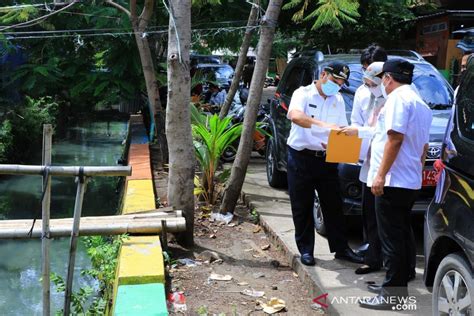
367, 85, 433, 190
351, 85, 377, 164
287, 82, 348, 151
351, 85, 386, 183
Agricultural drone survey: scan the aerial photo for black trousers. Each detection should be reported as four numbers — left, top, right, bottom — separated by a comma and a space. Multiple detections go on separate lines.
287, 147, 348, 255
375, 187, 418, 296
363, 184, 417, 271
361, 183, 382, 268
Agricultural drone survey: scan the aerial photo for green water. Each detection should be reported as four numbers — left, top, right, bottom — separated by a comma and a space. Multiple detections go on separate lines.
0, 120, 128, 315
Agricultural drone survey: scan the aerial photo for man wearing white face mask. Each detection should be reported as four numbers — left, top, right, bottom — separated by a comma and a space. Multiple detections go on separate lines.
340, 62, 385, 275
286, 61, 364, 266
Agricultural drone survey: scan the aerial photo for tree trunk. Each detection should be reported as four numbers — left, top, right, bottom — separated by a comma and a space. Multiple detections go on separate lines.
166, 0, 195, 246
220, 0, 283, 214
105, 0, 168, 167
133, 32, 168, 166
218, 1, 259, 120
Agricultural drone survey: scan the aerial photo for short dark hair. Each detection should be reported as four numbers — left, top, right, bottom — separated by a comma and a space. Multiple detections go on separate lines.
360, 44, 388, 65
386, 72, 412, 85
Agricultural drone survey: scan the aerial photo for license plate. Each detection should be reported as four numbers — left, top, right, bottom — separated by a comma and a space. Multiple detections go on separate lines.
422, 170, 437, 186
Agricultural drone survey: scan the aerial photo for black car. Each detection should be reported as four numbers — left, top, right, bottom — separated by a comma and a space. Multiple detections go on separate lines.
191, 63, 234, 91
423, 58, 474, 315
265, 51, 453, 233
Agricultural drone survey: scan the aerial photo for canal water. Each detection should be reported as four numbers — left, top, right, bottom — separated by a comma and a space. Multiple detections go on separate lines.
0, 119, 128, 315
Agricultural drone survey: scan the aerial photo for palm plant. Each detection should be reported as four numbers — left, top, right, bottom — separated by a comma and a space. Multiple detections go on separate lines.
191, 104, 243, 205
283, 0, 360, 30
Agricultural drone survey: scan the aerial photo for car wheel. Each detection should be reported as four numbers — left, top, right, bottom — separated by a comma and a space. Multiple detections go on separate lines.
432, 252, 474, 316
313, 191, 326, 236
221, 139, 238, 162
266, 137, 286, 188
221, 146, 237, 162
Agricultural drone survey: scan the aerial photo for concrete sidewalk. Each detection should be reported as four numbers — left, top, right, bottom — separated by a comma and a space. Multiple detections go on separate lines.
242, 157, 432, 315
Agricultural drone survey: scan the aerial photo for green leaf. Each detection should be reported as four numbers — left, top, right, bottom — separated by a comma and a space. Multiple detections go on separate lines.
94, 81, 109, 96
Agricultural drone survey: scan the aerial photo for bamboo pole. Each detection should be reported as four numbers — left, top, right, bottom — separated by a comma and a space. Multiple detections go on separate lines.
0, 164, 131, 177
0, 217, 186, 239
64, 176, 88, 316
42, 124, 52, 316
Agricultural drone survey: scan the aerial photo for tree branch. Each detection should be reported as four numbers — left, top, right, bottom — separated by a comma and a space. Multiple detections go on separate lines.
130, 0, 138, 19
138, 0, 154, 30
104, 0, 131, 17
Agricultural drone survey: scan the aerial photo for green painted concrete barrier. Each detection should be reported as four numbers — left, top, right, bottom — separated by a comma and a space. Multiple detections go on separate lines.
114, 283, 168, 316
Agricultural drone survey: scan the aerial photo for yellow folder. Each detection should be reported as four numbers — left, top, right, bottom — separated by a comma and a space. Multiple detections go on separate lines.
325, 130, 362, 164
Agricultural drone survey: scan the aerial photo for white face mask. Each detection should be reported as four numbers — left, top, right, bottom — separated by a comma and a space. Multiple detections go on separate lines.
369, 86, 383, 98
381, 77, 390, 99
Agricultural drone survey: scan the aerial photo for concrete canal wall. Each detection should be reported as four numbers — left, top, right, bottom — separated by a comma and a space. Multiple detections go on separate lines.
112, 115, 168, 315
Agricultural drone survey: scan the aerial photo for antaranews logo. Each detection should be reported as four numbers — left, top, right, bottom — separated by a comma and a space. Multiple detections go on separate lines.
312, 293, 417, 311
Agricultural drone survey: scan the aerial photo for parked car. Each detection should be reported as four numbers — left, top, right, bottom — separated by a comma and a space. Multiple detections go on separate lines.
191, 54, 221, 65
265, 51, 454, 233
423, 57, 474, 315
191, 63, 234, 91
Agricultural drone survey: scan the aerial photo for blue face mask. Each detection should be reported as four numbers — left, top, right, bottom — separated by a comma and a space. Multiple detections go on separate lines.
321, 79, 341, 96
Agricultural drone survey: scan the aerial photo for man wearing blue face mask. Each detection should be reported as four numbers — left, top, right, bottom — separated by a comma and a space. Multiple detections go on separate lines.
286, 61, 364, 266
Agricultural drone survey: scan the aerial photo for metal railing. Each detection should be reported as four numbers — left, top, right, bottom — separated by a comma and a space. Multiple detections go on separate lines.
0, 125, 131, 316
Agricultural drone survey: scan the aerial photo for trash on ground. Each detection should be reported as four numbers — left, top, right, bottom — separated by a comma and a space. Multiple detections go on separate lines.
261, 297, 286, 314
261, 244, 271, 250
241, 289, 265, 298
237, 281, 249, 286
209, 273, 233, 281
178, 258, 200, 267
253, 225, 262, 233
310, 303, 326, 314
253, 272, 265, 279
168, 291, 187, 313
209, 234, 217, 239
211, 212, 234, 224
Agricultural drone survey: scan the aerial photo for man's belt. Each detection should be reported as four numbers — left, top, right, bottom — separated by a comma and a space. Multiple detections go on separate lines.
300, 148, 326, 157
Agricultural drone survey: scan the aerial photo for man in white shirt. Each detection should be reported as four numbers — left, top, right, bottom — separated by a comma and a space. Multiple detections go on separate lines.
287, 61, 363, 266
360, 59, 432, 310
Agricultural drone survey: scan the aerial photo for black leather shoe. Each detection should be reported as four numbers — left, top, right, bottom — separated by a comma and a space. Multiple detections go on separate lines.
367, 283, 382, 294
300, 253, 315, 266
359, 295, 395, 310
335, 248, 364, 264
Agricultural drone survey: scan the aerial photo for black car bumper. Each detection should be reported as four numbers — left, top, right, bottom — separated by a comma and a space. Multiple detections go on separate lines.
338, 163, 435, 216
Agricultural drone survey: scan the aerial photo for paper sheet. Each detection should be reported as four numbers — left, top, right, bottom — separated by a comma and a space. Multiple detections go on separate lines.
325, 130, 362, 163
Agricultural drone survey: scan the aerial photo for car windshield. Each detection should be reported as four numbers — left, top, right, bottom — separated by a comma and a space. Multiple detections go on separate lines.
412, 64, 453, 109
198, 66, 233, 79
